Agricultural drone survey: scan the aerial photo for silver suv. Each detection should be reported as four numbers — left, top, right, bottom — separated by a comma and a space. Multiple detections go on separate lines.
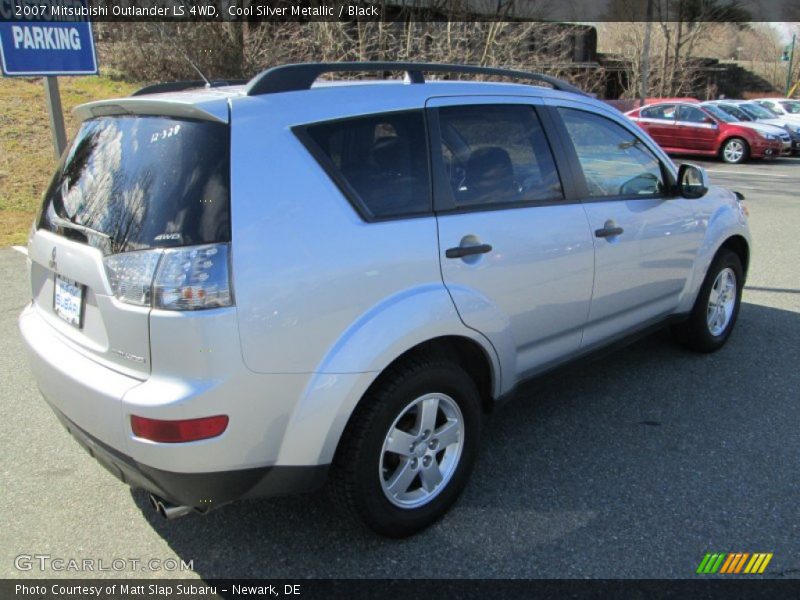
19, 62, 751, 537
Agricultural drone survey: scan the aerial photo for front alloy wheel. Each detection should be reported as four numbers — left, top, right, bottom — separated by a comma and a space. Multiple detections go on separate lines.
672, 249, 743, 352
706, 267, 737, 336
722, 138, 748, 164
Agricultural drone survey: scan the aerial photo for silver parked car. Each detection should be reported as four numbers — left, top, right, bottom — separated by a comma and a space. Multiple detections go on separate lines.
19, 63, 751, 537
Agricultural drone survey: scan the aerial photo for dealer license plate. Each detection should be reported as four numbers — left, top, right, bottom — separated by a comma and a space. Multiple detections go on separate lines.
54, 275, 84, 328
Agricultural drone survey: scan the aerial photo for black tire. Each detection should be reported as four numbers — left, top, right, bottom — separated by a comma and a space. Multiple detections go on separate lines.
720, 137, 749, 164
672, 249, 743, 353
330, 355, 482, 537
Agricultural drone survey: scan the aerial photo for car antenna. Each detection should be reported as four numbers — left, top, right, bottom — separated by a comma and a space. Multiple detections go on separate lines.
184, 54, 211, 88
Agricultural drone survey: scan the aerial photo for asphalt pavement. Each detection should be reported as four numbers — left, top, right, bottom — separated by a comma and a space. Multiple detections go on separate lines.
1, 157, 798, 580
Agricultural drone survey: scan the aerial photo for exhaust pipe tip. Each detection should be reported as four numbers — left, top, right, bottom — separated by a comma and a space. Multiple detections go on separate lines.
148, 493, 192, 520
162, 504, 194, 520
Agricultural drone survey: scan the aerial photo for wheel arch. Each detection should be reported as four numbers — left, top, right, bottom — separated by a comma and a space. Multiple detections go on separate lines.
323, 335, 497, 465
718, 234, 750, 280
273, 284, 502, 467
363, 335, 497, 413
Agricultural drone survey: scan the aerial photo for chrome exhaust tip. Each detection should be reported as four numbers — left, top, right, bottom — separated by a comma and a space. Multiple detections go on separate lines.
162, 503, 194, 520
148, 493, 192, 520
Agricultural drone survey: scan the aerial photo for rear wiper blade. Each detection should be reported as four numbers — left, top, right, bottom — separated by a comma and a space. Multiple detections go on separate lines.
50, 214, 111, 240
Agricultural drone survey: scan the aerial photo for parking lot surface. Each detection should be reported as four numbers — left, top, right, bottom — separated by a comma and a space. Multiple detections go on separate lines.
1, 157, 798, 579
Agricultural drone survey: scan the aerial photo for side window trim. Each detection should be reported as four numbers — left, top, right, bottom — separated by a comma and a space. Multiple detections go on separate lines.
545, 101, 677, 203
427, 102, 568, 214
292, 109, 434, 223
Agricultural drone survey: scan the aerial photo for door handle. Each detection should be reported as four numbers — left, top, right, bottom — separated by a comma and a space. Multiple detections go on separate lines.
595, 226, 624, 238
445, 244, 493, 259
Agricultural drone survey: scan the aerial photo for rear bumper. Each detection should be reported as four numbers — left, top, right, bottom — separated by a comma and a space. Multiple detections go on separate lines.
53, 407, 328, 508
18, 303, 332, 508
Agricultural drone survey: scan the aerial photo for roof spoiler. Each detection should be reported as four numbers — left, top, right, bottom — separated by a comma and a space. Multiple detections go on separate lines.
73, 98, 229, 123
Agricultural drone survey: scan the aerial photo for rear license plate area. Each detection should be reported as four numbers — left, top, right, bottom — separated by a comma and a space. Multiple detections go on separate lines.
54, 275, 84, 328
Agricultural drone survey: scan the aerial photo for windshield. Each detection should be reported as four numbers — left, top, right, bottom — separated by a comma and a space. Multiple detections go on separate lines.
702, 105, 736, 123
39, 116, 230, 255
780, 101, 800, 114
716, 104, 750, 121
740, 103, 778, 120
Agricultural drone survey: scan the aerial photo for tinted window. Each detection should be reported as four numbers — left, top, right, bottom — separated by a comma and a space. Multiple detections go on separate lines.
740, 102, 778, 120
702, 104, 736, 123
641, 104, 676, 120
780, 101, 800, 114
436, 104, 563, 207
39, 116, 230, 255
717, 104, 751, 121
303, 111, 430, 219
559, 108, 666, 198
677, 106, 709, 123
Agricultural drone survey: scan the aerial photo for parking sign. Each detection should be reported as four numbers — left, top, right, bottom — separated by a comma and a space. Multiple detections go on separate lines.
0, 2, 97, 76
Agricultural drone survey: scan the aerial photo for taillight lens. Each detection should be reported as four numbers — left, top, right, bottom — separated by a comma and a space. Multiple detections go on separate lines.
154, 244, 232, 310
103, 243, 232, 310
131, 414, 229, 443
104, 250, 161, 306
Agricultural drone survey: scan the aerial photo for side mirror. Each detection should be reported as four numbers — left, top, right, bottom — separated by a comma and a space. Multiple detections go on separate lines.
677, 163, 709, 199
704, 117, 718, 127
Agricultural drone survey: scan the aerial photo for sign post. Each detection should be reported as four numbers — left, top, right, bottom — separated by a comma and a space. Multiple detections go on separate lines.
0, 2, 98, 158
43, 76, 68, 158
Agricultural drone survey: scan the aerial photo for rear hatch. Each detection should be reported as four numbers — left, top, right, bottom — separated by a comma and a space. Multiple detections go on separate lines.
29, 113, 231, 379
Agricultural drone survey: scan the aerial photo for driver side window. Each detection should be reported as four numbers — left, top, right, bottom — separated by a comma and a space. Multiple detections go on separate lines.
558, 107, 666, 199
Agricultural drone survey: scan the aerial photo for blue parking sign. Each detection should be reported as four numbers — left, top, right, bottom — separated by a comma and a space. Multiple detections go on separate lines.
0, 12, 97, 76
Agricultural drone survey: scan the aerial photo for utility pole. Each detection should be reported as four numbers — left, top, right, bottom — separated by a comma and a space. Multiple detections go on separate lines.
785, 33, 796, 97
639, 0, 654, 107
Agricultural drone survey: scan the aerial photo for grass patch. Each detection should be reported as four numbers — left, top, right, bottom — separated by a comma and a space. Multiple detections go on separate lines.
0, 75, 139, 246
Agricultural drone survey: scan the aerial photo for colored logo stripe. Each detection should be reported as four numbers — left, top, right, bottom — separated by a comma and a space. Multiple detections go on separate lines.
745, 553, 773, 574
697, 552, 773, 574
697, 553, 726, 574
720, 553, 749, 573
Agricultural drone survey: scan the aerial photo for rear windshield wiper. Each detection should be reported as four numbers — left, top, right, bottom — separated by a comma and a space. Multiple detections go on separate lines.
50, 213, 112, 241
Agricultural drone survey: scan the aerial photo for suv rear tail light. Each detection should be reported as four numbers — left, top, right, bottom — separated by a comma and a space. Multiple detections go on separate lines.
131, 414, 229, 443
103, 243, 232, 310
103, 250, 161, 306
154, 244, 232, 310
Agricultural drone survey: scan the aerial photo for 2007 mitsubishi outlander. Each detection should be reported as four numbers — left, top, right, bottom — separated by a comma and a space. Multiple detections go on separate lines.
19, 62, 751, 537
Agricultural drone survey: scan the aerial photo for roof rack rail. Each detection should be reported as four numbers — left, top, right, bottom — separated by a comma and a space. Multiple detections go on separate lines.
132, 79, 248, 96
245, 62, 588, 97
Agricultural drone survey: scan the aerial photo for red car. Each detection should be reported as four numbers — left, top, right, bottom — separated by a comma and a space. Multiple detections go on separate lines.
625, 102, 785, 164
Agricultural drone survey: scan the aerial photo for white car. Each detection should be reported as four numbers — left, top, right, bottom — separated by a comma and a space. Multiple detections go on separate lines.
754, 98, 800, 123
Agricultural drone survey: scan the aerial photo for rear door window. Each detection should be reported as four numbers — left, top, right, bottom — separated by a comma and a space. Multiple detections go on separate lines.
641, 105, 676, 120
39, 116, 231, 255
677, 106, 709, 123
300, 111, 431, 220
434, 104, 563, 208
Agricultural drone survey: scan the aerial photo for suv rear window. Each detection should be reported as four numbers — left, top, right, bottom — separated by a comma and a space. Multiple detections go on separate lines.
300, 111, 431, 220
39, 116, 230, 254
